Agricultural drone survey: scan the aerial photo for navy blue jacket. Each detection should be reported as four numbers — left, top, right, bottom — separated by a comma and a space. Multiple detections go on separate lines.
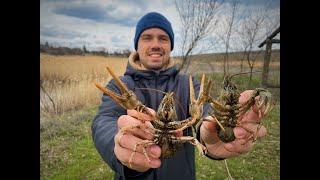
92, 63, 211, 180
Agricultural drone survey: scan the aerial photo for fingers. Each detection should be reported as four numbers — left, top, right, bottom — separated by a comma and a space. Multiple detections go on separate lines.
203, 141, 241, 159
240, 110, 260, 123
200, 120, 221, 145
201, 121, 267, 159
224, 139, 253, 154
114, 143, 161, 171
234, 123, 267, 139
252, 98, 268, 118
239, 90, 268, 122
115, 112, 161, 172
224, 124, 267, 154
118, 115, 154, 140
238, 90, 254, 104
114, 133, 161, 159
118, 114, 144, 128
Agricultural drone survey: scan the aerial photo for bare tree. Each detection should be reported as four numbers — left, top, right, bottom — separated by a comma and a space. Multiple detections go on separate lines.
235, 5, 268, 86
213, 0, 239, 76
175, 0, 223, 73
263, 6, 280, 38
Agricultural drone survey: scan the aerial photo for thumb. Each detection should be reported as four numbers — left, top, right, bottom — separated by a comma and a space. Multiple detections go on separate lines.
200, 117, 220, 145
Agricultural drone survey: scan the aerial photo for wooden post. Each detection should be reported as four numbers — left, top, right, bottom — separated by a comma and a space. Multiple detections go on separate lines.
261, 38, 272, 87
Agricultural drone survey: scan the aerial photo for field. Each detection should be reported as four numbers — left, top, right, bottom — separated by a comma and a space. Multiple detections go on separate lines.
40, 53, 280, 179
40, 53, 127, 115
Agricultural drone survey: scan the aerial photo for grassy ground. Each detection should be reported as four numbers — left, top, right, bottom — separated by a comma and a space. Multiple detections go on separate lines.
40, 106, 279, 180
40, 73, 279, 179
40, 105, 279, 179
40, 106, 115, 179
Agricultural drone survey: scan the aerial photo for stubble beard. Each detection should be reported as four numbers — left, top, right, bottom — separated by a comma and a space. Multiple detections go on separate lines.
140, 50, 170, 70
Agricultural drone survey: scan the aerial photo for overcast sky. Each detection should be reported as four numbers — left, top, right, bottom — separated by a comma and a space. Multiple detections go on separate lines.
40, 0, 280, 55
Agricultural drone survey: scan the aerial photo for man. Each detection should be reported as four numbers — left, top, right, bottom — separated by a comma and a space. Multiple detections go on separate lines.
92, 12, 267, 180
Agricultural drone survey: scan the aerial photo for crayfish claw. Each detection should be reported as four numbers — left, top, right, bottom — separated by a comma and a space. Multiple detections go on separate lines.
188, 74, 210, 125
254, 88, 273, 117
105, 66, 129, 94
95, 67, 154, 117
189, 75, 196, 104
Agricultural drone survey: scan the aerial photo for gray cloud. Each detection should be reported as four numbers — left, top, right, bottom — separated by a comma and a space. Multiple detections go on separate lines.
40, 26, 89, 39
53, 5, 106, 22
47, 0, 148, 27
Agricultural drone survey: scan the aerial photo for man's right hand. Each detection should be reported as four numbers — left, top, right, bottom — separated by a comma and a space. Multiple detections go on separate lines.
114, 109, 162, 172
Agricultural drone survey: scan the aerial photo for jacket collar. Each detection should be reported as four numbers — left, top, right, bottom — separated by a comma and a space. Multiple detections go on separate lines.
125, 51, 178, 80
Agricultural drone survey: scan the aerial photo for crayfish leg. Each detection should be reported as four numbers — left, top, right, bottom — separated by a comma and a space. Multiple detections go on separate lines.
120, 124, 158, 136
236, 122, 263, 145
171, 136, 207, 156
129, 140, 156, 168
168, 117, 197, 133
238, 88, 273, 118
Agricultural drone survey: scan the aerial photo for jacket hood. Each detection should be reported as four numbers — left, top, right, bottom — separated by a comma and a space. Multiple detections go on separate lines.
124, 51, 178, 80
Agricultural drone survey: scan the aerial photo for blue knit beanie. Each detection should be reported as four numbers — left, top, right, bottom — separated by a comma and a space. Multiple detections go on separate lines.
134, 12, 174, 51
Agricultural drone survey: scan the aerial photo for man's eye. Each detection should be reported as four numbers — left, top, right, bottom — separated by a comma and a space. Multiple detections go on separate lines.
160, 37, 169, 42
142, 36, 152, 40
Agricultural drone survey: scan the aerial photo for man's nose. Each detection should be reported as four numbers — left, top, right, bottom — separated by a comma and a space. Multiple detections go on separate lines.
150, 39, 161, 49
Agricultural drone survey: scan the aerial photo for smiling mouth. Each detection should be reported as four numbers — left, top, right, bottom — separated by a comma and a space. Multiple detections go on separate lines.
148, 51, 164, 59
149, 53, 162, 58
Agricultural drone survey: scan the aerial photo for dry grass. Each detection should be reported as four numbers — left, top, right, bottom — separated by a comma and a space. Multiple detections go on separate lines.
174, 50, 280, 75
192, 60, 279, 68
40, 53, 127, 82
40, 53, 127, 116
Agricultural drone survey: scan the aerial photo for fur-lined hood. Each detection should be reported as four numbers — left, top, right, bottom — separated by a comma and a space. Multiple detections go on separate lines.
124, 51, 178, 80
127, 51, 175, 71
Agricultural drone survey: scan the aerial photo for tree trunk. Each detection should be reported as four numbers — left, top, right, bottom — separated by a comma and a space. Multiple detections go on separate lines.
240, 52, 246, 73
261, 39, 272, 88
248, 66, 253, 88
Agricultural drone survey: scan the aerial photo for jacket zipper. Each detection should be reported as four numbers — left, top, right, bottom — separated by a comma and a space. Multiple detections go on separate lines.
155, 74, 159, 108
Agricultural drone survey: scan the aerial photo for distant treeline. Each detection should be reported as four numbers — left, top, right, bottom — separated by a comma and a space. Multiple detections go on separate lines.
40, 42, 131, 57
174, 49, 280, 62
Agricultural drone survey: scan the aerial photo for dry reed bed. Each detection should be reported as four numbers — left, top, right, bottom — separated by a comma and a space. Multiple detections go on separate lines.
40, 53, 127, 116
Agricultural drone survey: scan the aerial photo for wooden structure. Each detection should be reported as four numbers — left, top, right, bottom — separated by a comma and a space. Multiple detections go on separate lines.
258, 26, 280, 88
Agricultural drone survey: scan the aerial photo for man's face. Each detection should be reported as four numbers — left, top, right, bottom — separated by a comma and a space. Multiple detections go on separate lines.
137, 28, 171, 70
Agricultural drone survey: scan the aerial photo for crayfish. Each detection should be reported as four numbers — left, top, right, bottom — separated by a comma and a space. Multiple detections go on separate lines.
95, 67, 209, 168
205, 73, 273, 143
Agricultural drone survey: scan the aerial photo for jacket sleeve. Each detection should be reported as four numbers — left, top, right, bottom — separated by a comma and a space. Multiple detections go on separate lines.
91, 79, 154, 179
91, 79, 127, 177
